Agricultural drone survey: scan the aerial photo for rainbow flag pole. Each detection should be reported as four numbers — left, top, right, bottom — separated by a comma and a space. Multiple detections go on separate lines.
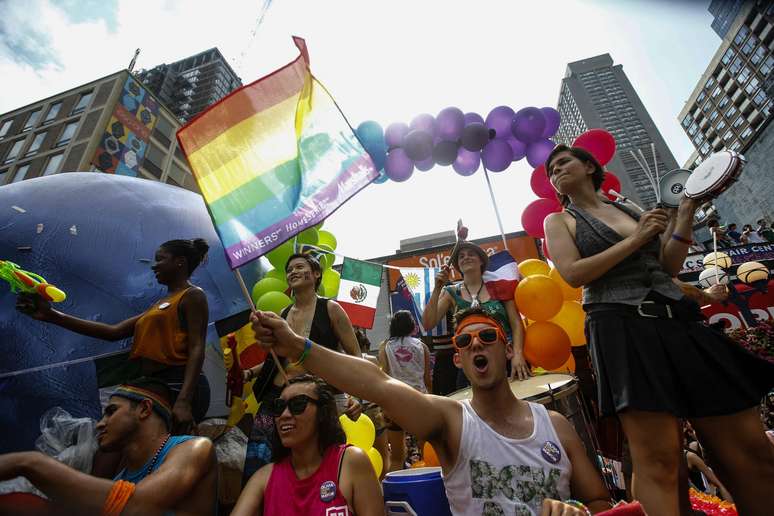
177, 37, 379, 381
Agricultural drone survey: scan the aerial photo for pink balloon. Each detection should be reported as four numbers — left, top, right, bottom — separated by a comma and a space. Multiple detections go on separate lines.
600, 171, 622, 201
573, 129, 616, 166
530, 165, 557, 200
521, 198, 562, 238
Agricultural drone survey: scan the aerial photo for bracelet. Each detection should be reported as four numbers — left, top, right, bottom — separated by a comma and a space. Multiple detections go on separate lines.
671, 233, 693, 245
102, 480, 136, 516
292, 339, 313, 367
564, 499, 591, 516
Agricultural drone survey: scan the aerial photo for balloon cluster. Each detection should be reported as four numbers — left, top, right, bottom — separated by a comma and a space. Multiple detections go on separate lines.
339, 413, 384, 476
251, 223, 341, 314
689, 488, 737, 515
356, 106, 561, 183
520, 129, 621, 255
514, 259, 585, 372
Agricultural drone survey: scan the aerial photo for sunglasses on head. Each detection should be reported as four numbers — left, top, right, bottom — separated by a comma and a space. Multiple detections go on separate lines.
452, 327, 504, 349
269, 394, 320, 417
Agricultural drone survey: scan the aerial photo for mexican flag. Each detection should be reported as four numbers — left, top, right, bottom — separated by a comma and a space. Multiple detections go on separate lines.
337, 258, 382, 329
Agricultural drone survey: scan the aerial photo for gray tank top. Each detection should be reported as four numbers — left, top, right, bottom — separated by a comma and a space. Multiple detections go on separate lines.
566, 201, 684, 306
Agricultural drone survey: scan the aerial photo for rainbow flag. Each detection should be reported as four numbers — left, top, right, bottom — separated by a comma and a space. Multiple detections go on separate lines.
177, 37, 378, 268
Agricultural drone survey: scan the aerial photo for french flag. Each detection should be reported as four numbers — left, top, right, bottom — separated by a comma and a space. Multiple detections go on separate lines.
483, 250, 521, 301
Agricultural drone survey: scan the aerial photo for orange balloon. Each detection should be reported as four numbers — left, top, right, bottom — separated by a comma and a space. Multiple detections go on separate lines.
411, 460, 427, 469
515, 275, 563, 322
550, 353, 576, 373
518, 259, 550, 278
524, 321, 571, 370
549, 301, 587, 346
549, 267, 582, 302
423, 442, 440, 467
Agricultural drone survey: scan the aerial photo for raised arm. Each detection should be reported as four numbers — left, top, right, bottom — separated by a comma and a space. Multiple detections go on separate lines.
252, 311, 456, 444
544, 210, 668, 288
660, 198, 700, 277
173, 287, 208, 433
422, 265, 454, 330
0, 438, 215, 516
16, 292, 139, 341
328, 300, 361, 356
231, 463, 273, 516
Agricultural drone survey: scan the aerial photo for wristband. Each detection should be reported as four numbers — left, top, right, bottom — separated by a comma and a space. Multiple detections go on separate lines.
671, 233, 693, 245
102, 480, 135, 516
292, 338, 313, 367
565, 499, 591, 516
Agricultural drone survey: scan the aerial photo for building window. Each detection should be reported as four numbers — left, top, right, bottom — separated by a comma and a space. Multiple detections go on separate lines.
716, 120, 727, 132
712, 86, 722, 98
71, 91, 93, 115
741, 34, 758, 55
729, 56, 744, 75
753, 89, 767, 106
697, 91, 706, 104
751, 46, 766, 65
733, 115, 745, 128
688, 122, 699, 136
56, 121, 78, 147
43, 102, 62, 124
693, 133, 703, 146
726, 105, 738, 118
709, 110, 719, 122
24, 131, 47, 157
682, 114, 693, 128
700, 141, 711, 155
0, 119, 12, 139
762, 55, 774, 77
721, 48, 736, 65
3, 139, 25, 164
734, 25, 750, 46
42, 153, 63, 176
738, 67, 752, 84
723, 130, 735, 141
23, 109, 41, 131
718, 96, 730, 109
12, 164, 29, 183
745, 76, 760, 95
741, 126, 753, 140
730, 141, 741, 151
702, 101, 713, 113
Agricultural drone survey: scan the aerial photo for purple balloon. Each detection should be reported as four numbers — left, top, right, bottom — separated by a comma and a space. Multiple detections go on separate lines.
526, 138, 556, 168
436, 107, 465, 141
461, 122, 490, 152
410, 113, 436, 136
433, 140, 459, 166
385, 122, 409, 149
511, 107, 546, 143
485, 105, 515, 139
507, 136, 527, 161
403, 129, 434, 161
384, 148, 415, 182
416, 156, 435, 171
464, 112, 485, 126
540, 107, 561, 138
481, 139, 513, 172
453, 147, 480, 176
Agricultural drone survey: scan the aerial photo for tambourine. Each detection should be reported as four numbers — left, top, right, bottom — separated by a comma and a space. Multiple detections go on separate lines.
684, 150, 745, 201
659, 169, 692, 208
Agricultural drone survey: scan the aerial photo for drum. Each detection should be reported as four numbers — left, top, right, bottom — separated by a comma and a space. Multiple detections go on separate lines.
449, 374, 600, 467
383, 467, 452, 516
659, 168, 692, 208
684, 150, 745, 201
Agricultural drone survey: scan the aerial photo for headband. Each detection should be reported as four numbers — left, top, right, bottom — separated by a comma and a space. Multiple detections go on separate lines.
455, 314, 506, 341
111, 385, 172, 425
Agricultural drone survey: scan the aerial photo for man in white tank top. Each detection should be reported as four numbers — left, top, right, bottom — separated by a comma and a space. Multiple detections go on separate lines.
252, 307, 613, 514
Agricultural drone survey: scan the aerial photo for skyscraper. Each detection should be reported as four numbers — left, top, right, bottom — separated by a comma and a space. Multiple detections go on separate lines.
709, 0, 748, 39
678, 1, 773, 170
555, 54, 679, 209
137, 48, 242, 122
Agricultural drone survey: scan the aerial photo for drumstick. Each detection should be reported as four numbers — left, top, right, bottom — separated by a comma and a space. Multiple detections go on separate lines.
629, 150, 657, 196
607, 189, 644, 212
637, 149, 658, 199
712, 228, 720, 285
651, 143, 661, 205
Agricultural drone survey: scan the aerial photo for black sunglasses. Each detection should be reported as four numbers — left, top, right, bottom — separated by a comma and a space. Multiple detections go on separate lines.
452, 328, 501, 349
270, 394, 320, 417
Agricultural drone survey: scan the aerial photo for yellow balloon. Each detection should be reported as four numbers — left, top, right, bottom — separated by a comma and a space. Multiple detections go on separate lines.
549, 267, 582, 302
367, 447, 383, 477
515, 275, 563, 322
549, 301, 587, 346
244, 394, 260, 416
339, 413, 375, 450
518, 259, 550, 278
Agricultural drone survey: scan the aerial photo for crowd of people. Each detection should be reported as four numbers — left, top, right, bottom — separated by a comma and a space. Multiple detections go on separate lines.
709, 219, 774, 247
2, 146, 774, 515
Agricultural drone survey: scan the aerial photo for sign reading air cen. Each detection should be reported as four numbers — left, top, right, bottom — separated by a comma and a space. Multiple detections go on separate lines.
385, 233, 540, 290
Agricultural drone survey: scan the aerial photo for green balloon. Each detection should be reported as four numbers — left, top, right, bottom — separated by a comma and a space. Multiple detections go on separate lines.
256, 291, 293, 315
264, 268, 288, 283
317, 230, 337, 251
320, 268, 341, 298
297, 228, 319, 245
266, 240, 295, 270
314, 220, 324, 231
251, 278, 288, 305
317, 244, 335, 270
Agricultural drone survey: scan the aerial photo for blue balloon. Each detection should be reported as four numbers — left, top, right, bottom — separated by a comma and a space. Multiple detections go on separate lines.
356, 120, 387, 171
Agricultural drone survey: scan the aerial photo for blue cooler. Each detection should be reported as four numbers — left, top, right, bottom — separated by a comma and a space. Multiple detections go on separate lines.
382, 467, 452, 516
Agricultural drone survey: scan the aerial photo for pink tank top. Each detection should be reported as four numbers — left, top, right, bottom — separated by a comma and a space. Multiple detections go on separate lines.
264, 444, 351, 515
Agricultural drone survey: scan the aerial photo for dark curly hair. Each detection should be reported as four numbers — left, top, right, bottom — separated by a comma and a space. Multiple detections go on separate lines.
544, 144, 605, 207
285, 253, 323, 289
270, 375, 346, 462
389, 310, 416, 338
160, 239, 209, 276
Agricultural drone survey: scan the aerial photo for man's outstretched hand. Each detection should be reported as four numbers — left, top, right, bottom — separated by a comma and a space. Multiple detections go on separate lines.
250, 310, 305, 360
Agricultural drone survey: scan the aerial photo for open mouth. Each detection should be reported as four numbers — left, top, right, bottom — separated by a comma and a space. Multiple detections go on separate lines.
278, 423, 295, 434
472, 354, 489, 373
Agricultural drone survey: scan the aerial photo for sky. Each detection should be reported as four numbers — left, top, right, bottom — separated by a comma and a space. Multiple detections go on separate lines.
0, 0, 721, 260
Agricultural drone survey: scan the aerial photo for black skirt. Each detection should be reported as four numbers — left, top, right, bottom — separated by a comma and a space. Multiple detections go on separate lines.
585, 296, 774, 418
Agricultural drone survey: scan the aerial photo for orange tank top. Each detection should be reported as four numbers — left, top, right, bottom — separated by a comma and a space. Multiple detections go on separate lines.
131, 287, 192, 365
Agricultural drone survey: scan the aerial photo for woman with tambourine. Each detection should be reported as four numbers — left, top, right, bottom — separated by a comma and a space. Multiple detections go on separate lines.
543, 144, 774, 516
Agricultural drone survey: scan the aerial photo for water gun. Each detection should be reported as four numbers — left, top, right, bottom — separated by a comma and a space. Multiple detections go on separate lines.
0, 260, 66, 302
224, 334, 244, 407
